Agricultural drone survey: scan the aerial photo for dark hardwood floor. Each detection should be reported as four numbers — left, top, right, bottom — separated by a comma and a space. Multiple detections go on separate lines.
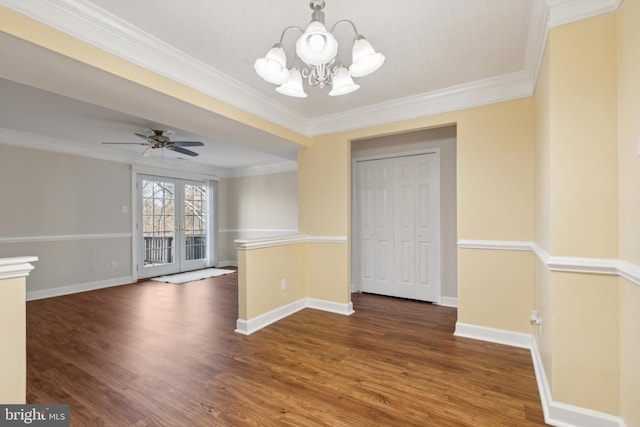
26, 272, 547, 426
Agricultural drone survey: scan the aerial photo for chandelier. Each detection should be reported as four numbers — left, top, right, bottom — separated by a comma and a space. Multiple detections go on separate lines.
254, 0, 385, 98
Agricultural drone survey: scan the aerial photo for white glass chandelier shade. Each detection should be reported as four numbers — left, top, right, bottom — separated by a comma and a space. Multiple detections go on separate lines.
253, 44, 290, 85
276, 67, 308, 98
328, 66, 359, 96
349, 36, 386, 77
295, 21, 339, 66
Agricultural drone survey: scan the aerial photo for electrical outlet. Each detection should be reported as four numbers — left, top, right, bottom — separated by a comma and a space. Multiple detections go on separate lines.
122, 205, 128, 214
281, 278, 287, 291
111, 261, 118, 269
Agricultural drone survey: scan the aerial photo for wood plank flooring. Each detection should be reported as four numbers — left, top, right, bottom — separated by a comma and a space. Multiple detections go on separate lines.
26, 272, 547, 426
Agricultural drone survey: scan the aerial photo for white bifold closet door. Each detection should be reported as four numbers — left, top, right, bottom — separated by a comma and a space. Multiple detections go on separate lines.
355, 153, 440, 302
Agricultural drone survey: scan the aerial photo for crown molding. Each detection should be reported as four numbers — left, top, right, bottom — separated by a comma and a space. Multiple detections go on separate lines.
546, 0, 622, 28
309, 71, 534, 136
222, 161, 298, 178
0, 0, 311, 136
0, 127, 133, 163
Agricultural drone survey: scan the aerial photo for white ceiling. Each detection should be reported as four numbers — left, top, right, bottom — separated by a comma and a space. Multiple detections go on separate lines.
0, 0, 620, 175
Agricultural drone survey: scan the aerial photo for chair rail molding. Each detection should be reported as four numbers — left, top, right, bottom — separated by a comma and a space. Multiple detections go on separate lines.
0, 256, 38, 280
235, 235, 347, 250
457, 240, 640, 286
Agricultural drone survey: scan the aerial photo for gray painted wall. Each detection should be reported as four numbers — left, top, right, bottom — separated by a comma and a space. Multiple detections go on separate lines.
0, 144, 132, 294
0, 143, 299, 294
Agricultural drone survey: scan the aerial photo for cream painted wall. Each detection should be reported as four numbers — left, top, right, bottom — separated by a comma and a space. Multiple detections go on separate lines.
546, 14, 620, 414
619, 279, 640, 426
218, 171, 298, 264
548, 14, 619, 259
351, 126, 458, 300
458, 249, 534, 333
0, 145, 132, 293
552, 273, 619, 414
299, 137, 351, 237
534, 41, 552, 254
305, 242, 350, 303
456, 101, 534, 242
0, 276, 26, 404
534, 11, 627, 417
617, 1, 640, 424
239, 243, 306, 319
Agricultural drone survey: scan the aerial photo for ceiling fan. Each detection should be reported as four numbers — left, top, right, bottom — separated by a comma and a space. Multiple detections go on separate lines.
103, 129, 204, 157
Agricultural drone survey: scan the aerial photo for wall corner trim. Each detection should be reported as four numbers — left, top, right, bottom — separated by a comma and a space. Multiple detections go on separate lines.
0, 256, 38, 280
454, 322, 627, 427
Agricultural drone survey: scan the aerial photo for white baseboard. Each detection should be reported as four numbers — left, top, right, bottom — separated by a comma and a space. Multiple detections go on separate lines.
306, 298, 354, 315
455, 322, 626, 427
235, 298, 306, 335
454, 322, 533, 348
26, 276, 135, 301
235, 297, 355, 336
438, 296, 458, 308
217, 260, 238, 268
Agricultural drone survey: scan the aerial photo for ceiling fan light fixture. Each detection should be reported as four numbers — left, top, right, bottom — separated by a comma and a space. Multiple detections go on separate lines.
142, 146, 155, 157
254, 44, 290, 85
349, 36, 386, 77
276, 67, 308, 98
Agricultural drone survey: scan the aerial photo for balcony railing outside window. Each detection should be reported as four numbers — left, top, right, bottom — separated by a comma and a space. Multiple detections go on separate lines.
144, 235, 206, 265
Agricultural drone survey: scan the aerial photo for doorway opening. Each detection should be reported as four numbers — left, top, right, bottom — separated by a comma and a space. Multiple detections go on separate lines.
351, 125, 457, 306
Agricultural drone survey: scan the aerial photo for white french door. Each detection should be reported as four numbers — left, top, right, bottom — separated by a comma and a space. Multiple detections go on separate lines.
137, 175, 209, 279
354, 152, 440, 302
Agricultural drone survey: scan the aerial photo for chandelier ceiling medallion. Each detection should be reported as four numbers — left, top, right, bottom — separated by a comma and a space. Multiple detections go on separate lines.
254, 0, 385, 98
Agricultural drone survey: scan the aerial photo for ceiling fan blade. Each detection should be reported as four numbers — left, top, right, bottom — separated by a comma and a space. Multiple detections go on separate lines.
102, 142, 150, 145
170, 146, 199, 157
172, 141, 204, 147
135, 133, 155, 142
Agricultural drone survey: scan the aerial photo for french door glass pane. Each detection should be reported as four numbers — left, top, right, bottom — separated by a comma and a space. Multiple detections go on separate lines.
142, 179, 175, 266
184, 183, 207, 261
